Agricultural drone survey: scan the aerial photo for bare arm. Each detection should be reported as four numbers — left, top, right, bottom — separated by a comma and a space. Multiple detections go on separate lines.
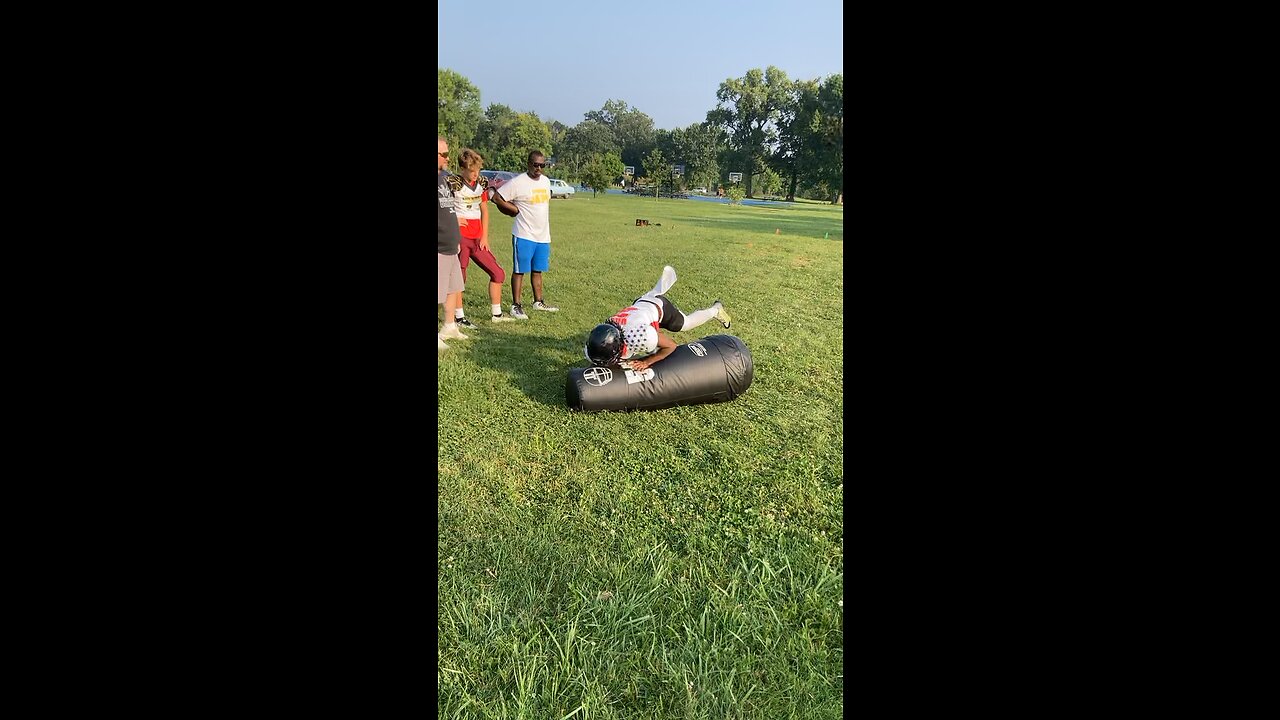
489, 187, 519, 217
628, 332, 677, 372
478, 189, 491, 251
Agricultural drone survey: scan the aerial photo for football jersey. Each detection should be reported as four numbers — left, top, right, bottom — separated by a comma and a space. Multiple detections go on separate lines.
610, 301, 661, 360
447, 174, 488, 221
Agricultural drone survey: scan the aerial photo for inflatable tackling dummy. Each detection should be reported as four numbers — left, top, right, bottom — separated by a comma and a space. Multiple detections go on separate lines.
565, 334, 753, 412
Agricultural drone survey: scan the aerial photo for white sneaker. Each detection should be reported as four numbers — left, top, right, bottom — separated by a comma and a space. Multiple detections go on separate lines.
533, 300, 559, 312
713, 301, 732, 329
491, 313, 516, 323
511, 303, 529, 320
438, 336, 449, 351
439, 325, 470, 340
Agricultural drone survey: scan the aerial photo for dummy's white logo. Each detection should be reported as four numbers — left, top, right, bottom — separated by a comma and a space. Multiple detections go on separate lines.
584, 367, 613, 386
688, 342, 708, 357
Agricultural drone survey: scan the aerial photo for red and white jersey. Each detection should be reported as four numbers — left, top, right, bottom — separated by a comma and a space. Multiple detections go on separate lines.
610, 301, 661, 360
447, 174, 488, 221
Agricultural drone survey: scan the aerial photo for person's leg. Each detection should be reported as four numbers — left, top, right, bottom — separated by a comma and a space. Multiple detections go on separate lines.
531, 243, 558, 311
489, 282, 505, 316
456, 237, 474, 324
439, 253, 452, 349
657, 294, 729, 331
439, 256, 470, 340
510, 236, 532, 318
649, 265, 677, 297
468, 243, 511, 321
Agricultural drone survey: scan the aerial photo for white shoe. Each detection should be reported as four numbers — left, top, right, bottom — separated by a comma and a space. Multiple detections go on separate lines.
713, 301, 732, 329
533, 300, 559, 312
511, 304, 529, 320
438, 336, 449, 351
439, 325, 470, 340
491, 313, 516, 323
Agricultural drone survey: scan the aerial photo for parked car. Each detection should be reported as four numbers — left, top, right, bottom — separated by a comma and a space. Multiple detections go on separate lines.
548, 178, 576, 198
688, 187, 708, 195
479, 170, 519, 189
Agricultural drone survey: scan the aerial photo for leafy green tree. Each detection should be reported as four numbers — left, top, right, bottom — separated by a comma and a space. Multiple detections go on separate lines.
557, 120, 620, 181
706, 67, 793, 198
471, 104, 517, 167
585, 99, 656, 171
775, 78, 818, 201
663, 123, 722, 192
473, 106, 552, 171
812, 73, 843, 204
641, 147, 671, 194
438, 69, 483, 151
582, 152, 624, 197
754, 166, 783, 197
780, 74, 844, 203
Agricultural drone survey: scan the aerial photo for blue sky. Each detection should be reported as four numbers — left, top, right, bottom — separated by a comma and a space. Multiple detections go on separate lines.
438, 0, 843, 132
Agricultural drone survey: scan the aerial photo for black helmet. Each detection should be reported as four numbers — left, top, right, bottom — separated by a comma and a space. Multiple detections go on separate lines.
584, 321, 625, 366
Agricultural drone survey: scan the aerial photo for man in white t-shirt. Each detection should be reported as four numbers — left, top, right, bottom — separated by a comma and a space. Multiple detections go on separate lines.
490, 150, 557, 320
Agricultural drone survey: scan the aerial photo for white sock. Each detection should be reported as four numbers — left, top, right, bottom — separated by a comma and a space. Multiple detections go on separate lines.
492, 304, 502, 316
681, 304, 720, 330
455, 308, 465, 319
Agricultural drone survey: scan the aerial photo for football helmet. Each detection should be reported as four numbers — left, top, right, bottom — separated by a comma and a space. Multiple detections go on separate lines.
584, 321, 625, 366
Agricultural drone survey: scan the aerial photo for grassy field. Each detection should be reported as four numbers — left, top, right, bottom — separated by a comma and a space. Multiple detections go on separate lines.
438, 191, 843, 719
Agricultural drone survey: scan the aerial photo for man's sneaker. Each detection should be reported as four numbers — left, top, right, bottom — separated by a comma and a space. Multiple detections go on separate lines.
511, 303, 529, 320
439, 325, 470, 340
456, 317, 477, 329
491, 313, 516, 323
533, 300, 559, 312
713, 301, 732, 329
438, 336, 449, 351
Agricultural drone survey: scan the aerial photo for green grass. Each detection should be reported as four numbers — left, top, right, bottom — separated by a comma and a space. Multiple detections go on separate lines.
439, 192, 843, 719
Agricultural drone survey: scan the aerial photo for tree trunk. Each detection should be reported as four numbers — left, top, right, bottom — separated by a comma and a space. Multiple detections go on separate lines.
787, 165, 798, 202
832, 191, 843, 205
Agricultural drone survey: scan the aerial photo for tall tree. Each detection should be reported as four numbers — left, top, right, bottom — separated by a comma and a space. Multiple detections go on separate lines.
557, 120, 620, 180
582, 152, 625, 197
664, 123, 722, 192
775, 78, 819, 202
813, 73, 844, 205
437, 69, 483, 151
706, 67, 793, 198
641, 147, 672, 196
471, 103, 517, 167
501, 113, 553, 172
585, 99, 656, 171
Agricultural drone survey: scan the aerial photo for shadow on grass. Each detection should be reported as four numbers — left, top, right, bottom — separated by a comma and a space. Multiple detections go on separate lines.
466, 328, 586, 408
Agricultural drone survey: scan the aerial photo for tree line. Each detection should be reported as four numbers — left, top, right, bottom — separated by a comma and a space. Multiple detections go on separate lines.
438, 67, 843, 204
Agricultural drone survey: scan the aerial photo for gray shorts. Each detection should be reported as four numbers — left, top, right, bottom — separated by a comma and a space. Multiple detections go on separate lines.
438, 252, 464, 303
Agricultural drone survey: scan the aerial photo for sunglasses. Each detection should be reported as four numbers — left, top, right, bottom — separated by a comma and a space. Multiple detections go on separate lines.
532, 162, 546, 168
438, 151, 449, 158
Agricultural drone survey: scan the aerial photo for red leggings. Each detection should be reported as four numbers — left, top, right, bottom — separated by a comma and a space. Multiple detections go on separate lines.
458, 234, 506, 284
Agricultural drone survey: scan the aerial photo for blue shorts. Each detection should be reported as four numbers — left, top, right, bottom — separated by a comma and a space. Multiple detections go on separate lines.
512, 236, 550, 273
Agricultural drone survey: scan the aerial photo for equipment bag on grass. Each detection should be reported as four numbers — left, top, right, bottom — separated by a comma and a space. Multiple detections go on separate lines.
566, 334, 753, 412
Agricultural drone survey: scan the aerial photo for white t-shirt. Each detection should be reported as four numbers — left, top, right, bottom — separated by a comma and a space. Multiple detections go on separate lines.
609, 300, 661, 360
497, 173, 552, 243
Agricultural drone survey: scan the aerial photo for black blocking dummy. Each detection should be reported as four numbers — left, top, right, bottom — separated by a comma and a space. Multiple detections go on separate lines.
566, 334, 753, 412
